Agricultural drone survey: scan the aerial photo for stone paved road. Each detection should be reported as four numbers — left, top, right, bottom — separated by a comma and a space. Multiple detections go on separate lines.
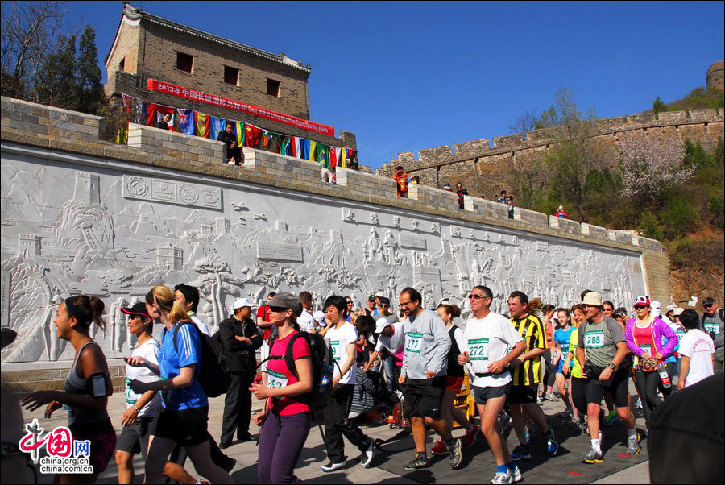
18, 386, 650, 484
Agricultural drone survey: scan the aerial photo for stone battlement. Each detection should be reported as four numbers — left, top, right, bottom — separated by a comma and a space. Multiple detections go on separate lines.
0, 96, 663, 256
378, 108, 724, 176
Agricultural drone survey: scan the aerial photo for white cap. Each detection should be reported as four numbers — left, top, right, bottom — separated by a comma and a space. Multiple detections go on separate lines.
375, 317, 392, 334
375, 290, 386, 297
665, 304, 676, 313
651, 301, 662, 310
673, 307, 685, 317
313, 310, 326, 325
233, 297, 254, 310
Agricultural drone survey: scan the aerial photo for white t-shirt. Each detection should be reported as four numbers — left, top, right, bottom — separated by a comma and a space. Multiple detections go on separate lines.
297, 310, 315, 333
125, 337, 163, 418
678, 329, 715, 387
190, 315, 211, 336
325, 322, 358, 385
375, 320, 406, 353
461, 312, 524, 388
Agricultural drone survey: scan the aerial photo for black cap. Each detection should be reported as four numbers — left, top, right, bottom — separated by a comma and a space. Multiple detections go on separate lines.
703, 297, 716, 307
121, 302, 151, 319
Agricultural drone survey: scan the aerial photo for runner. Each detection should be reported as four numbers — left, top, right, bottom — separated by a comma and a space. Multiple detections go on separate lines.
116, 302, 162, 484
22, 295, 117, 484
429, 302, 479, 456
458, 285, 526, 484
250, 292, 313, 483
562, 305, 587, 430
398, 287, 462, 471
575, 292, 639, 464
677, 309, 715, 388
507, 291, 559, 461
553, 308, 576, 420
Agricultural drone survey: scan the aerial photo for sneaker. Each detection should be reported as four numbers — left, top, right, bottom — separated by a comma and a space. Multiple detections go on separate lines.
510, 465, 523, 483
321, 460, 346, 472
449, 438, 463, 469
361, 440, 376, 467
510, 444, 531, 460
627, 432, 641, 455
403, 452, 428, 471
491, 470, 513, 484
546, 430, 559, 456
430, 440, 449, 455
583, 448, 603, 464
218, 441, 232, 450
536, 395, 543, 405
220, 457, 236, 473
545, 392, 557, 401
464, 424, 479, 447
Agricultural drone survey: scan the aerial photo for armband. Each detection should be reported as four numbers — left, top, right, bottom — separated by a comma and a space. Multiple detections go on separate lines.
88, 373, 109, 399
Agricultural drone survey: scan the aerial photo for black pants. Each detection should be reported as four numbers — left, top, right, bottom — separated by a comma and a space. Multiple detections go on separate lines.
221, 372, 254, 443
571, 376, 588, 417
636, 363, 674, 424
323, 383, 371, 463
165, 433, 228, 484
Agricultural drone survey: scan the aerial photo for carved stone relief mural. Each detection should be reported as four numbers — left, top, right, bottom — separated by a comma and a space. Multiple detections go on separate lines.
1, 150, 646, 363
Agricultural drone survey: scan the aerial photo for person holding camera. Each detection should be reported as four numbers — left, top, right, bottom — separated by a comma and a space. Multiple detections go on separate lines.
575, 291, 639, 464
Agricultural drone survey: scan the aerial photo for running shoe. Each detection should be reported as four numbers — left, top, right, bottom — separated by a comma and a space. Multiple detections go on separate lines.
429, 440, 449, 455
509, 465, 523, 483
583, 448, 603, 464
491, 471, 513, 484
546, 430, 559, 456
403, 452, 429, 471
449, 438, 463, 469
627, 432, 641, 455
464, 424, 480, 447
545, 392, 557, 401
510, 444, 531, 460
321, 460, 346, 472
361, 439, 376, 468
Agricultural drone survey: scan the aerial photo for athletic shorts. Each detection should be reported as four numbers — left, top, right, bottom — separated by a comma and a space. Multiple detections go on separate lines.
585, 369, 629, 408
403, 376, 446, 419
116, 416, 156, 457
508, 384, 538, 405
445, 375, 465, 392
154, 406, 210, 447
70, 418, 117, 473
473, 382, 512, 405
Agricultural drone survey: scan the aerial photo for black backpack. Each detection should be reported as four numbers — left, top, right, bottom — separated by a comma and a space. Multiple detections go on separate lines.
171, 320, 230, 398
260, 331, 337, 420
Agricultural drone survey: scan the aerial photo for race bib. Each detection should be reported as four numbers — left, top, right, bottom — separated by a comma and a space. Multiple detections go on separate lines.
124, 377, 137, 405
406, 333, 423, 354
468, 338, 489, 361
705, 323, 720, 335
639, 344, 651, 356
266, 369, 288, 392
584, 330, 604, 349
329, 340, 341, 360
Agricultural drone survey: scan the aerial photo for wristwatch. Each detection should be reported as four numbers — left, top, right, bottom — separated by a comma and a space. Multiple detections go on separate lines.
608, 362, 616, 370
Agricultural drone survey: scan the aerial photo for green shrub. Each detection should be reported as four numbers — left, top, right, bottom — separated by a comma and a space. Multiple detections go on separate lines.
637, 210, 664, 241
666, 237, 693, 268
709, 196, 724, 228
659, 194, 698, 240
653, 96, 667, 113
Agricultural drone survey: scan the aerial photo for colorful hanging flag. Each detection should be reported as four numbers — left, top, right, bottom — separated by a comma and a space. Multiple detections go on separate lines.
316, 143, 330, 168
194, 111, 210, 138
261, 130, 275, 150
145, 103, 175, 130
276, 134, 291, 156
178, 109, 194, 135
331, 147, 340, 169
308, 140, 317, 162
290, 136, 300, 158
299, 138, 310, 160
340, 147, 347, 168
244, 123, 261, 148
209, 116, 226, 139
233, 121, 244, 147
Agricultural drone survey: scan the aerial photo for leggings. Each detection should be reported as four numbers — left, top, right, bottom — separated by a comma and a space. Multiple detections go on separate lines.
635, 363, 674, 424
570, 376, 588, 417
258, 412, 310, 484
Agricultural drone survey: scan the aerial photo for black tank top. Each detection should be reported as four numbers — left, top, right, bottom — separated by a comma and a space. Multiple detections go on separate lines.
447, 325, 464, 377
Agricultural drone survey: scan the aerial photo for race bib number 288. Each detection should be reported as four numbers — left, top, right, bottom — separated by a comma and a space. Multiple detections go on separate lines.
584, 330, 604, 349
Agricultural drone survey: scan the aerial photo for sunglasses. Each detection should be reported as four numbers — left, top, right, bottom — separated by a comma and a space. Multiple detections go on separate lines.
268, 306, 288, 313
468, 294, 487, 300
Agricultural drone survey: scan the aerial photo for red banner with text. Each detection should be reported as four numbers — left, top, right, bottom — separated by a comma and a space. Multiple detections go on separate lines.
146, 79, 334, 137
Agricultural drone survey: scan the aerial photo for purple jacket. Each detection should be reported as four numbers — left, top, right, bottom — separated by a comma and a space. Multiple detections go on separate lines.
625, 316, 678, 360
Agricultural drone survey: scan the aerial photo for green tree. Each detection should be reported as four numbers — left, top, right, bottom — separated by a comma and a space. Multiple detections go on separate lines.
652, 95, 667, 113
35, 33, 78, 110
76, 25, 104, 114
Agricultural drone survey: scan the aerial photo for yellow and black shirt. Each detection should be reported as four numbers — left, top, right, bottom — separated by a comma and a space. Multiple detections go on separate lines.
509, 314, 546, 386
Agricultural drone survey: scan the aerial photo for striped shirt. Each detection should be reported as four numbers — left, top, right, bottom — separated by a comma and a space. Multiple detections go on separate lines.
510, 314, 546, 386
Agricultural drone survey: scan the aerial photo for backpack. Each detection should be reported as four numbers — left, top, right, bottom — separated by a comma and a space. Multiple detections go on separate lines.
259, 331, 337, 420
172, 321, 230, 398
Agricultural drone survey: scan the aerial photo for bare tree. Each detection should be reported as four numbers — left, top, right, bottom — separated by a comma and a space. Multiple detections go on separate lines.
1, 1, 68, 100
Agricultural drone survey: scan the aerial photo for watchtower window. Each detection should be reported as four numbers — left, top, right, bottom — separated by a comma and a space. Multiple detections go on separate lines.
176, 52, 194, 73
267, 78, 280, 97
224, 65, 239, 85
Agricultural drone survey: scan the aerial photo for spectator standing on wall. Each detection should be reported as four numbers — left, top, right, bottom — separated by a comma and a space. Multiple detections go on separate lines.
507, 196, 516, 219
700, 297, 724, 374
156, 113, 172, 131
392, 166, 409, 198
456, 183, 468, 209
497, 190, 509, 204
555, 206, 567, 218
410, 175, 420, 185
218, 123, 242, 165
443, 183, 452, 192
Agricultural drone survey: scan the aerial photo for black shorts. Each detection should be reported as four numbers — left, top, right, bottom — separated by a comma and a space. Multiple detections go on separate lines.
473, 382, 512, 405
70, 419, 117, 473
403, 376, 446, 418
154, 406, 209, 447
508, 384, 538, 405
585, 369, 629, 408
116, 416, 156, 457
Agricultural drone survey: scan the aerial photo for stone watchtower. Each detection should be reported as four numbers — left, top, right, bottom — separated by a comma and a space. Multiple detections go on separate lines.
706, 61, 724, 91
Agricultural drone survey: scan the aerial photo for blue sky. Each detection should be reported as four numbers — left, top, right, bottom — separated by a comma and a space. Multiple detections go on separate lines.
63, 1, 723, 169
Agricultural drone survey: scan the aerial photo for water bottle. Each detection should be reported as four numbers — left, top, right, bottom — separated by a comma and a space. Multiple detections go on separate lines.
658, 362, 671, 388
